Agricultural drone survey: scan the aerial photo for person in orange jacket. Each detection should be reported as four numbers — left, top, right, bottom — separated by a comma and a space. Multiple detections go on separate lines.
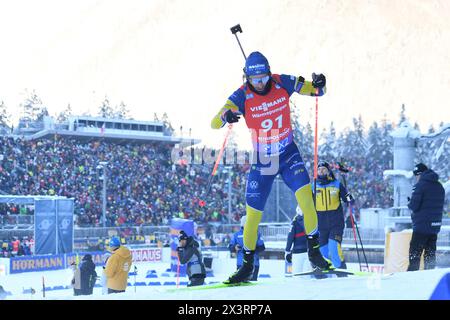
104, 236, 132, 294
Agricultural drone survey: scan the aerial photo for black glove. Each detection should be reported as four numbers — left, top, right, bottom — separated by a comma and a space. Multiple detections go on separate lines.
223, 110, 240, 123
285, 251, 292, 263
345, 193, 354, 203
312, 73, 326, 89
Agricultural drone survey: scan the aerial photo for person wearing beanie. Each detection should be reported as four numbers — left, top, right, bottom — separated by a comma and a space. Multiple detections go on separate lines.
285, 206, 310, 274
229, 215, 265, 281
78, 254, 97, 295
313, 161, 354, 269
177, 231, 206, 287
407, 163, 445, 271
104, 236, 132, 294
70, 261, 82, 296
212, 51, 330, 284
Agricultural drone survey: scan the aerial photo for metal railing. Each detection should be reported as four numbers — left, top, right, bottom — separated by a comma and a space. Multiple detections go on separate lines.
0, 215, 34, 228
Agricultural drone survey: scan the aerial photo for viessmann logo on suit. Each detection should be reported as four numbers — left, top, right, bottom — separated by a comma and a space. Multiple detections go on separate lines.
250, 96, 287, 113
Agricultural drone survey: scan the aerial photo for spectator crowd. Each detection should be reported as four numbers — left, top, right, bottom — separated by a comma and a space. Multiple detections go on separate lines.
0, 134, 447, 228
0, 136, 246, 227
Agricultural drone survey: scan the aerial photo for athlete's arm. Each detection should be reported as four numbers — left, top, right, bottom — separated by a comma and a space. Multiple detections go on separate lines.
211, 88, 245, 129
279, 74, 326, 97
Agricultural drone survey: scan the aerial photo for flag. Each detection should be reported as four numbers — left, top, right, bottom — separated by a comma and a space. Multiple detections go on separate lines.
100, 123, 105, 135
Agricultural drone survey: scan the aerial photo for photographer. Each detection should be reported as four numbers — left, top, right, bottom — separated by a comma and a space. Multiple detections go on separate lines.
177, 231, 206, 287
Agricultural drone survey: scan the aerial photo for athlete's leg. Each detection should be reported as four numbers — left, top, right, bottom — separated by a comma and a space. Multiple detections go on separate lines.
243, 166, 276, 250
280, 145, 331, 270
328, 239, 345, 268
320, 244, 329, 259
319, 228, 330, 259
328, 225, 345, 268
225, 165, 276, 283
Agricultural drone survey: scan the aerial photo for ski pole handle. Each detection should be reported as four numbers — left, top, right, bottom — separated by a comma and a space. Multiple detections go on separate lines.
230, 24, 247, 60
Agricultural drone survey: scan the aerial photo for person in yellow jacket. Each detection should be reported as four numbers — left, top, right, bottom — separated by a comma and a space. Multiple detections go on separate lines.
104, 236, 132, 294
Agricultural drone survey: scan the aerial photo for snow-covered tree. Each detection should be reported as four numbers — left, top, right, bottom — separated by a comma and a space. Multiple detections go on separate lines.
0, 100, 11, 128
57, 104, 73, 122
20, 89, 48, 121
114, 101, 131, 119
98, 96, 115, 118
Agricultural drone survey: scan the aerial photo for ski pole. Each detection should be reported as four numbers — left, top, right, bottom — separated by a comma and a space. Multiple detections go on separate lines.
338, 161, 368, 270
339, 168, 362, 270
200, 123, 233, 205
230, 24, 247, 60
313, 88, 319, 205
348, 204, 362, 271
42, 276, 45, 298
349, 202, 369, 270
200, 24, 246, 206
134, 265, 137, 293
176, 256, 180, 288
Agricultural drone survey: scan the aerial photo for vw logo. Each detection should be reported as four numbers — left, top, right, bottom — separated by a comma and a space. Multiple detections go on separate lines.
249, 181, 258, 189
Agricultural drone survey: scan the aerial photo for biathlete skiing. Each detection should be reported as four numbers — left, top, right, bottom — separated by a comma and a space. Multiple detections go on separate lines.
211, 50, 332, 284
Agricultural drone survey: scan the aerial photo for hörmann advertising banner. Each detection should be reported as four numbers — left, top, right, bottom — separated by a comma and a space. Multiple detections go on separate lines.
10, 254, 65, 274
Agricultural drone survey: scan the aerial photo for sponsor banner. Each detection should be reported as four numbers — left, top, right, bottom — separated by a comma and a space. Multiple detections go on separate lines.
361, 264, 385, 273
131, 248, 162, 263
66, 251, 105, 267
10, 254, 65, 274
34, 200, 57, 255
56, 199, 74, 254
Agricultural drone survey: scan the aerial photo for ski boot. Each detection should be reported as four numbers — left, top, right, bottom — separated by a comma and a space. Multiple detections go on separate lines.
307, 234, 332, 270
187, 276, 205, 287
224, 250, 254, 284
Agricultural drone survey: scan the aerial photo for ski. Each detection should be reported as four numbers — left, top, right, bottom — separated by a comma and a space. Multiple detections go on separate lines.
167, 281, 258, 292
293, 268, 352, 278
294, 268, 394, 278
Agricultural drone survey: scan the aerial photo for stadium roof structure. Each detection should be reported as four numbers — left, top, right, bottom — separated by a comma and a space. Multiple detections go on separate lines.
14, 115, 201, 145
0, 195, 70, 205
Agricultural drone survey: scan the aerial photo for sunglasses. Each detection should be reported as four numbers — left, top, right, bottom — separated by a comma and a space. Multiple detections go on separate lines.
249, 75, 270, 86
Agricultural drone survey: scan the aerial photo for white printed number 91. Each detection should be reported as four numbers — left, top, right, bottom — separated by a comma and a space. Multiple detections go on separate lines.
261, 115, 283, 132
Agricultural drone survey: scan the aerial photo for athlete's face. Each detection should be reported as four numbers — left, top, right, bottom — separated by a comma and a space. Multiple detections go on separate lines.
318, 166, 329, 176
248, 74, 270, 92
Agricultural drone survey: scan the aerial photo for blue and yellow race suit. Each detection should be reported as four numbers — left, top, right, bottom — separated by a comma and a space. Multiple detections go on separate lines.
211, 74, 325, 251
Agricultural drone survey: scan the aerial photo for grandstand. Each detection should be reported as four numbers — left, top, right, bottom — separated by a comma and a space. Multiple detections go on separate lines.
14, 115, 200, 145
